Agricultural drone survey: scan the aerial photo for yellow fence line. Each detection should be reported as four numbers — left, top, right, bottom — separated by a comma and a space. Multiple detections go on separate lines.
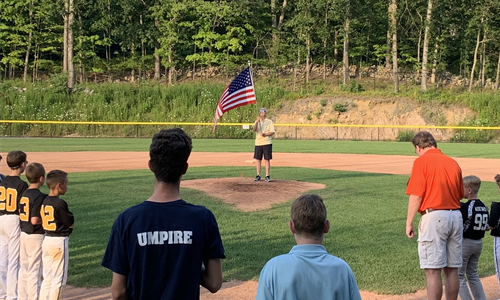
1, 120, 500, 130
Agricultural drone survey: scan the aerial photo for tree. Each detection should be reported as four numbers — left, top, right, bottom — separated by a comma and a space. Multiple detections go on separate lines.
421, 0, 433, 91
389, 0, 398, 92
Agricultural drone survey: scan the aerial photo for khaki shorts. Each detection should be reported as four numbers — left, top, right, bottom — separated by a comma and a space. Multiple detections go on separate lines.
418, 209, 463, 269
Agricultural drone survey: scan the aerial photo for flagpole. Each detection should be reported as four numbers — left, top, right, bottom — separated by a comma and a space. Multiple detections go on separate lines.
248, 60, 260, 133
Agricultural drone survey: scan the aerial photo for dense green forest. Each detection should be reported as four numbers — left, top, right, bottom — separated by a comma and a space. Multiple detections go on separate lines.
1, 0, 500, 92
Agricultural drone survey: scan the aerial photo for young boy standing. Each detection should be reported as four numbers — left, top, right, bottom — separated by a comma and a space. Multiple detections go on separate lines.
102, 128, 225, 300
18, 163, 47, 300
458, 175, 488, 300
489, 174, 500, 298
0, 150, 28, 300
256, 194, 361, 300
39, 170, 74, 300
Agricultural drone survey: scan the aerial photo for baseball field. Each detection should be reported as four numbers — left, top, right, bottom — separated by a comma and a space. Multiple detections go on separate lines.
1, 138, 499, 300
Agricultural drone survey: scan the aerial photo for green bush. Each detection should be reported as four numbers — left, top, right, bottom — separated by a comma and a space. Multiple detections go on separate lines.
449, 118, 498, 143
396, 130, 415, 142
349, 80, 365, 93
333, 103, 347, 112
314, 85, 325, 95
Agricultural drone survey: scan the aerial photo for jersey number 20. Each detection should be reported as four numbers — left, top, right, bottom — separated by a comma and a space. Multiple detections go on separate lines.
0, 187, 18, 213
41, 205, 56, 231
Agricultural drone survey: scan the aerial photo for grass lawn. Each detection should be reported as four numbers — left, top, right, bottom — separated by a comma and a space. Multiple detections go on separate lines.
1, 137, 500, 158
35, 166, 499, 294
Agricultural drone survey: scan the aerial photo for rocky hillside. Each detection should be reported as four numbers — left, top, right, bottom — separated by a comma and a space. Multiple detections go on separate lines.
272, 96, 474, 141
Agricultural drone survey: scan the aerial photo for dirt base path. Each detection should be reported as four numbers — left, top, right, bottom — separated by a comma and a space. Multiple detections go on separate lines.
19, 151, 500, 182
16, 151, 499, 300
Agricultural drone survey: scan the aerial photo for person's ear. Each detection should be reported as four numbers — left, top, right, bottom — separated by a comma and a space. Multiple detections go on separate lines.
324, 220, 330, 234
289, 221, 296, 234
148, 160, 153, 172
182, 163, 189, 175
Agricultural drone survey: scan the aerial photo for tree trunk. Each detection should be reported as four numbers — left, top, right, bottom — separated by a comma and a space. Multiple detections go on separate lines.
480, 31, 486, 88
343, 17, 350, 85
386, 20, 391, 69
130, 42, 135, 83
154, 42, 161, 81
421, 0, 433, 91
63, 0, 69, 72
67, 0, 75, 89
168, 45, 173, 86
469, 29, 481, 91
417, 28, 422, 64
334, 30, 338, 64
277, 0, 287, 31
323, 10, 327, 80
192, 44, 196, 80
306, 33, 310, 84
32, 44, 39, 82
23, 2, 33, 82
323, 38, 327, 80
430, 38, 439, 84
293, 48, 300, 92
140, 14, 145, 80
495, 50, 500, 91
390, 0, 398, 93
271, 0, 277, 60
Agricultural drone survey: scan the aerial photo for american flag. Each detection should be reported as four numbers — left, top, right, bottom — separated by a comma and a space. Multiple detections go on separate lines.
213, 67, 256, 126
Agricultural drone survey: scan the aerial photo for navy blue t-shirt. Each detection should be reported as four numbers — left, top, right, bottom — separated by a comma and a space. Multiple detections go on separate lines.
101, 200, 225, 300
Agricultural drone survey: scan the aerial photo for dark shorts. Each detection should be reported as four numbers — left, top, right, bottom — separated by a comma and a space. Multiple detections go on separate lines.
254, 144, 272, 160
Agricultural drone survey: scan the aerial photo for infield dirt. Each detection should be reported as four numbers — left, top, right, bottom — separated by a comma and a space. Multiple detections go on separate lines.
5, 151, 498, 300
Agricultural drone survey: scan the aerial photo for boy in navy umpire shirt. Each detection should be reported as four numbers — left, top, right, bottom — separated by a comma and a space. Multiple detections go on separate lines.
102, 128, 225, 300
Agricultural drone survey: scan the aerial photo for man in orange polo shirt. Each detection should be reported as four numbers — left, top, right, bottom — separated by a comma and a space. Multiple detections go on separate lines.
406, 131, 464, 300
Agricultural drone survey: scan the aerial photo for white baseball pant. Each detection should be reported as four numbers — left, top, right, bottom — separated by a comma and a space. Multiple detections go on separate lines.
39, 236, 68, 300
0, 215, 21, 300
18, 232, 43, 300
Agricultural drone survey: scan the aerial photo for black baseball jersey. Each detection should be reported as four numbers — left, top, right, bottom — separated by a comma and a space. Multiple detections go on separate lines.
0, 176, 28, 216
20, 189, 47, 235
489, 201, 500, 237
41, 196, 74, 237
461, 199, 489, 240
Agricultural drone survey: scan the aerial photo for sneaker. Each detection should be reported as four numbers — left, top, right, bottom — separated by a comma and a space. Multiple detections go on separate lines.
265, 176, 271, 182
254, 175, 261, 181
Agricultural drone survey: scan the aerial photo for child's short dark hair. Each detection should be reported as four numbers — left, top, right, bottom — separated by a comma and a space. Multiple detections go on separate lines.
291, 194, 327, 238
411, 131, 437, 149
25, 163, 45, 184
6, 151, 27, 170
149, 128, 192, 183
463, 175, 481, 194
46, 170, 68, 189
495, 174, 500, 188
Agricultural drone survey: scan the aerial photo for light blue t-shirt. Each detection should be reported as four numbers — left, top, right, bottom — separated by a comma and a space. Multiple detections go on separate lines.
256, 244, 361, 300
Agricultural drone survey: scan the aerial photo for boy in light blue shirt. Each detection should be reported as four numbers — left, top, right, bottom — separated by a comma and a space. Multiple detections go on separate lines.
256, 194, 361, 300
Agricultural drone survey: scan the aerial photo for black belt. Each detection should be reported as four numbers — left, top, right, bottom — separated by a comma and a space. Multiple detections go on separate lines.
421, 208, 458, 216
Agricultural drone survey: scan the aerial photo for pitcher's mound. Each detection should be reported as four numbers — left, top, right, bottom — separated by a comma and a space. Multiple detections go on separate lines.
181, 177, 325, 211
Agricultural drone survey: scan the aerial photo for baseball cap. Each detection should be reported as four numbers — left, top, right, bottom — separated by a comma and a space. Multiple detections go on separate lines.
260, 108, 267, 113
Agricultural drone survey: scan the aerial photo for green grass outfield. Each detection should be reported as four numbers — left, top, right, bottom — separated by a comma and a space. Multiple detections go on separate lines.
33, 166, 498, 294
3, 138, 500, 294
1, 137, 500, 158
